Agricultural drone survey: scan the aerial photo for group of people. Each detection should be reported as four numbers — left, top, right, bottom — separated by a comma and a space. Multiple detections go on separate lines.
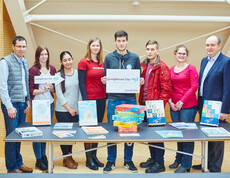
0, 30, 230, 174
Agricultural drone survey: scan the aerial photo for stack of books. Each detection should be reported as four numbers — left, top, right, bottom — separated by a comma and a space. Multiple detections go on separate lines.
112, 104, 146, 132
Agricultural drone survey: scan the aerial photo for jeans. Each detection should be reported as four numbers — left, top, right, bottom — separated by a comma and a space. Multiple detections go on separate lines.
107, 98, 136, 163
55, 111, 78, 155
33, 103, 54, 159
1, 102, 27, 171
170, 107, 197, 169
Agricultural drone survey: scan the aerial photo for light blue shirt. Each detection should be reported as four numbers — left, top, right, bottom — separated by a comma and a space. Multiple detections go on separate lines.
200, 52, 220, 96
0, 53, 28, 109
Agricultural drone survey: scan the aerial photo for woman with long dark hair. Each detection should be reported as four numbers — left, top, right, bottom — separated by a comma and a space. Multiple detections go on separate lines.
55, 51, 81, 169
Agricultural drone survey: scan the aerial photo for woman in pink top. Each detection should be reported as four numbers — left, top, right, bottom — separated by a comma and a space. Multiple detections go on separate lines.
168, 45, 198, 173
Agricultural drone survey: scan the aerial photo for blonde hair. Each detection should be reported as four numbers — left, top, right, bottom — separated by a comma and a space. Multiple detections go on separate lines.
85, 37, 103, 65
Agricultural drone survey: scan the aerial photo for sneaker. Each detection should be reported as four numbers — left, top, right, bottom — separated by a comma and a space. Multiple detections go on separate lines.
140, 158, 155, 168
145, 162, 165, 173
103, 162, 115, 173
124, 161, 138, 173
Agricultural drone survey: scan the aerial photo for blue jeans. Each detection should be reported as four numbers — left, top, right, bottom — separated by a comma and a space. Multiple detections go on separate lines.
33, 103, 54, 159
107, 98, 136, 163
170, 107, 197, 169
1, 102, 27, 171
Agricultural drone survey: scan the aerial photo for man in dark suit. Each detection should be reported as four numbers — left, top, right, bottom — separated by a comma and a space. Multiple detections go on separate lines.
192, 36, 230, 172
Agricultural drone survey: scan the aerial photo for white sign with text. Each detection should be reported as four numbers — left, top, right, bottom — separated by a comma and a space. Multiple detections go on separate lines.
106, 69, 140, 93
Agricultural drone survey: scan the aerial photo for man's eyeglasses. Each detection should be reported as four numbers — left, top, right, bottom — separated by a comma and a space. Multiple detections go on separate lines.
15, 45, 27, 49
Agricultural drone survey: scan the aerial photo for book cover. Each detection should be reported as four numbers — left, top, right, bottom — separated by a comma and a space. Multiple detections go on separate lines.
155, 130, 183, 138
53, 123, 73, 129
112, 115, 143, 124
113, 121, 138, 128
115, 111, 145, 117
78, 100, 98, 126
115, 104, 146, 113
32, 100, 51, 125
15, 127, 43, 138
52, 131, 74, 138
81, 126, 109, 135
169, 122, 198, 129
201, 127, 230, 137
145, 100, 166, 126
200, 100, 222, 126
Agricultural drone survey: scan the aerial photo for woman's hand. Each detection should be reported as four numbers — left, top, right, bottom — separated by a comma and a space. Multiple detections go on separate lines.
175, 101, 183, 111
68, 107, 76, 116
169, 99, 178, 111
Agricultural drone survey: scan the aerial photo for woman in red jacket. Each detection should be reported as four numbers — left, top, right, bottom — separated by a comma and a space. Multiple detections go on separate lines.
139, 40, 172, 173
168, 45, 198, 173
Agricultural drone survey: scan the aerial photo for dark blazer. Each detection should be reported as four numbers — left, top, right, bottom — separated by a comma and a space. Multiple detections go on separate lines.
198, 52, 230, 114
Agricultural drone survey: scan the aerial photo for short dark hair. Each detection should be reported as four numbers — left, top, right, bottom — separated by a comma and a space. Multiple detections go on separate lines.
114, 30, 128, 41
12, 36, 27, 46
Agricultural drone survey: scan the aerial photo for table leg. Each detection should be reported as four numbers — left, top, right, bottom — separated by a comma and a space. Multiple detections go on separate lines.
48, 142, 53, 173
201, 141, 208, 172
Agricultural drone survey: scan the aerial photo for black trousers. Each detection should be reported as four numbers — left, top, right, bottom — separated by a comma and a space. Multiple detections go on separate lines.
55, 111, 78, 155
198, 96, 224, 172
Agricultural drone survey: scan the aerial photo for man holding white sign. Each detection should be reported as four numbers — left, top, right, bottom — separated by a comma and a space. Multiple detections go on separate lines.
101, 30, 144, 173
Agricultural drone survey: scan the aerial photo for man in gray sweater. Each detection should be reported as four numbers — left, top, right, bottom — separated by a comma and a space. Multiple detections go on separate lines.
0, 36, 33, 173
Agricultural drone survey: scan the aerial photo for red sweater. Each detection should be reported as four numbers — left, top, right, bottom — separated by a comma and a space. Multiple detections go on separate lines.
29, 65, 56, 101
170, 64, 198, 108
139, 58, 172, 106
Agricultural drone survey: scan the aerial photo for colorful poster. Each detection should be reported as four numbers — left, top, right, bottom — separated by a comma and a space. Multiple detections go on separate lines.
200, 100, 222, 126
145, 100, 166, 126
78, 100, 98, 126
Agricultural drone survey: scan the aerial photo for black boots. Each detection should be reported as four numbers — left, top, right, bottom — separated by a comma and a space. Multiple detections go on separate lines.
42, 155, 48, 167
92, 143, 104, 167
85, 143, 104, 170
36, 158, 48, 171
85, 149, 98, 170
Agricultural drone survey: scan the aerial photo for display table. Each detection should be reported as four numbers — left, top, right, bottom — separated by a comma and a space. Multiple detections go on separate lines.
4, 122, 230, 173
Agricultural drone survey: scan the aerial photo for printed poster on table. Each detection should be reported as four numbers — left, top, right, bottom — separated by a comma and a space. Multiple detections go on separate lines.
32, 100, 51, 125
78, 100, 98, 126
200, 100, 222, 126
106, 69, 140, 93
145, 100, 166, 126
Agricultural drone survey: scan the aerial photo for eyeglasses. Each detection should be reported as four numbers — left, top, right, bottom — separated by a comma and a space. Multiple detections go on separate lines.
176, 52, 187, 56
15, 45, 27, 49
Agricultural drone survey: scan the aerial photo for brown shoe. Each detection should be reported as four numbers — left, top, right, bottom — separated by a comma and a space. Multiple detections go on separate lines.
7, 169, 22, 173
63, 156, 78, 169
18, 165, 33, 173
69, 156, 78, 167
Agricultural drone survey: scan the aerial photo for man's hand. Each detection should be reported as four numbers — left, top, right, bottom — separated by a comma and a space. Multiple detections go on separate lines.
219, 113, 228, 120
101, 76, 107, 84
140, 77, 144, 86
24, 101, 30, 113
7, 107, 17, 118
